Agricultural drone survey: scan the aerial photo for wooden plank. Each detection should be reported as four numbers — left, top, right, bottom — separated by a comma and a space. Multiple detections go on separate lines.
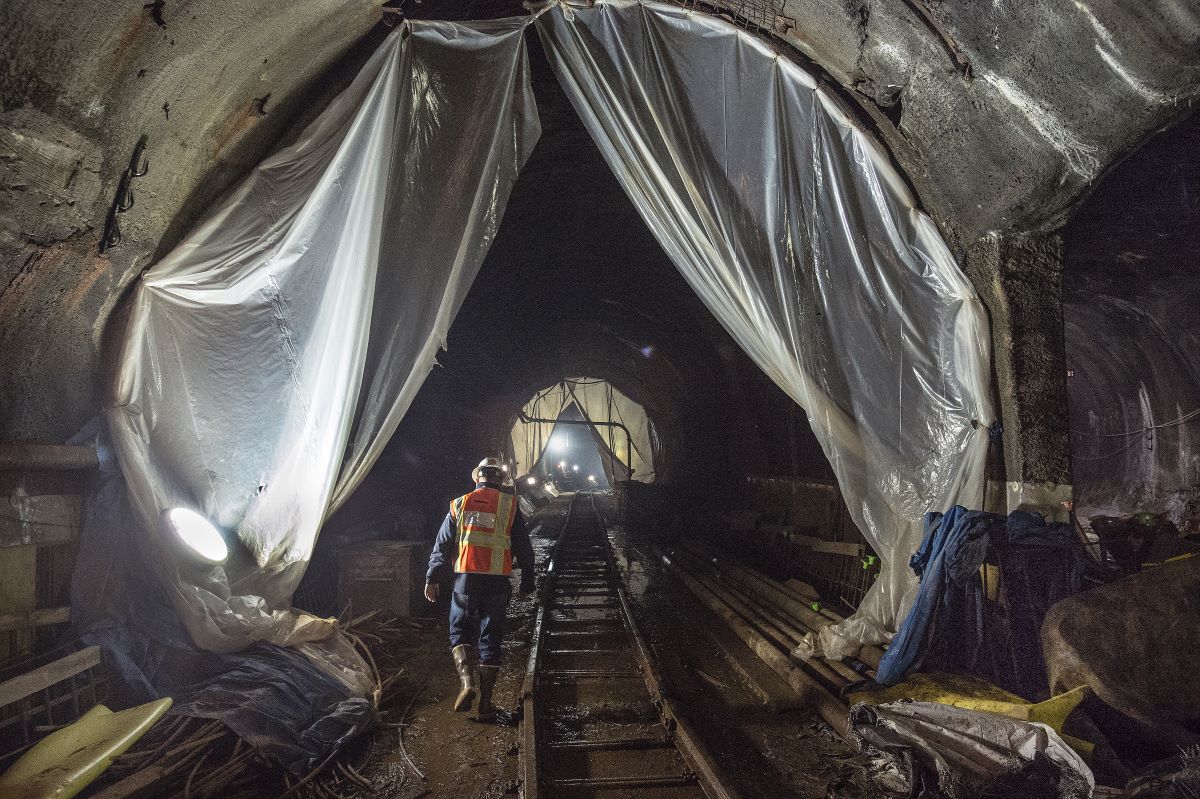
0, 544, 37, 661
0, 494, 81, 548
800, 538, 864, 558
760, 525, 864, 558
0, 646, 101, 708
0, 444, 99, 472
0, 606, 70, 632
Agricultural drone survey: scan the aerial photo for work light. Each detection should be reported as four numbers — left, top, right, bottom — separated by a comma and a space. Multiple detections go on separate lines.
161, 507, 228, 565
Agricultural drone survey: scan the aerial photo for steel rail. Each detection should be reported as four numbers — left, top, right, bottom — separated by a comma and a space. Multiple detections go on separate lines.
519, 491, 739, 799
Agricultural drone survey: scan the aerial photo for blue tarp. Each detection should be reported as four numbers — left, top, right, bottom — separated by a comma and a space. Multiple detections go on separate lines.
877, 506, 1087, 699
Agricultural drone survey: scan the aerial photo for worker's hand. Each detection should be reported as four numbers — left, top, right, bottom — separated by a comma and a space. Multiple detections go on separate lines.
424, 583, 440, 603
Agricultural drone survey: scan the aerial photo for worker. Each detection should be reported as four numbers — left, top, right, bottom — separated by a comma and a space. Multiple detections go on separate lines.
425, 457, 535, 722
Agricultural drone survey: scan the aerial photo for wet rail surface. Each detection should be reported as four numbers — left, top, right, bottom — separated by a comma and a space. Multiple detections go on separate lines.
520, 493, 738, 799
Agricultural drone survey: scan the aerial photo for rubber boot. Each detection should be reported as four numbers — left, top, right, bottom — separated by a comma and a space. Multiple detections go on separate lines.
451, 644, 477, 712
476, 664, 500, 722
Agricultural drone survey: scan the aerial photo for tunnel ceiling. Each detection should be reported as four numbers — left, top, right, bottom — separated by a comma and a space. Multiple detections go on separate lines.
1, 0, 1198, 446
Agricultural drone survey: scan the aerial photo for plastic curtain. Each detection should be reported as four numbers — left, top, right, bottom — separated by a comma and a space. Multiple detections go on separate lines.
108, 18, 539, 657
536, 1, 994, 653
510, 377, 655, 481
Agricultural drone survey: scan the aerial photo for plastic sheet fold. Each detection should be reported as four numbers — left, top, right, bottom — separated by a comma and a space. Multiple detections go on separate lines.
108, 18, 540, 657
536, 0, 994, 651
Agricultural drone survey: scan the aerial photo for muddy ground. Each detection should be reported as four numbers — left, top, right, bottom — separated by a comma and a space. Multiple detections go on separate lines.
354, 497, 883, 798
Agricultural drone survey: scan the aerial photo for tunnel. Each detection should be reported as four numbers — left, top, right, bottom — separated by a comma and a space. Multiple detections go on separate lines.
1, 1, 1199, 797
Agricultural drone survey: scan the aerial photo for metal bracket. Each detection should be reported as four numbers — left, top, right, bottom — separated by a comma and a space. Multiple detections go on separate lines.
516, 411, 634, 478
99, 135, 149, 255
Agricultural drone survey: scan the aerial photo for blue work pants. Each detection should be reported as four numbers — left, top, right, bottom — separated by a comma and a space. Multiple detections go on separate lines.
449, 587, 510, 666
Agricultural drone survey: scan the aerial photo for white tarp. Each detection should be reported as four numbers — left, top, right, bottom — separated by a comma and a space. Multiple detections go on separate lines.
536, 0, 995, 653
109, 18, 539, 657
510, 377, 656, 482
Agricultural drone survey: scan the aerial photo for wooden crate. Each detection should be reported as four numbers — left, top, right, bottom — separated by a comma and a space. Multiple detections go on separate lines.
337, 541, 419, 618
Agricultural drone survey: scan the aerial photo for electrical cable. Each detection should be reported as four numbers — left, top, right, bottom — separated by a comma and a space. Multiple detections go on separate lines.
1070, 435, 1145, 461
1071, 406, 1200, 438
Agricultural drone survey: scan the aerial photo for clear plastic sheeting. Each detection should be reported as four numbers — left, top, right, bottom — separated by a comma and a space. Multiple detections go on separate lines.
536, 0, 994, 653
108, 18, 539, 657
509, 377, 656, 482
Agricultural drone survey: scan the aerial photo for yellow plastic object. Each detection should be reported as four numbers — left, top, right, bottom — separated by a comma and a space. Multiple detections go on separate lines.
850, 673, 1093, 758
980, 563, 1002, 601
0, 697, 173, 799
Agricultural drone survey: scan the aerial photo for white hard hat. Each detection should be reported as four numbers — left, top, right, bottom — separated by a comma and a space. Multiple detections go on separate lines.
472, 457, 509, 483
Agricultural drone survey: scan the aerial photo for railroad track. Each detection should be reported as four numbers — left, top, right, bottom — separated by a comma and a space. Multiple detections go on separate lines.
520, 492, 738, 799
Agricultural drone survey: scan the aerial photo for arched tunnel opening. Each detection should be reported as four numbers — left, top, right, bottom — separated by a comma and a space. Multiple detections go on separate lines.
2, 2, 1199, 797
508, 377, 659, 491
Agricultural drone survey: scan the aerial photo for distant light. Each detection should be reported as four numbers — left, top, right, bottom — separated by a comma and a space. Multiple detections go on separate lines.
587, 475, 596, 483
501, 464, 509, 472
162, 508, 227, 565
640, 345, 655, 358
558, 460, 566, 469
527, 476, 537, 485
572, 464, 580, 472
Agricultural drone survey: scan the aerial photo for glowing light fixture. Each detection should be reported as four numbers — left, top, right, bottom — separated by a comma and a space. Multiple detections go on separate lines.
587, 475, 597, 483
526, 476, 537, 485
161, 507, 228, 565
572, 464, 580, 472
558, 460, 566, 469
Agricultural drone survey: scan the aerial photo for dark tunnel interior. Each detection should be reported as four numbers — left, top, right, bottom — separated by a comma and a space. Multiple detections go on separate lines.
3, 1, 1200, 796
1064, 110, 1200, 525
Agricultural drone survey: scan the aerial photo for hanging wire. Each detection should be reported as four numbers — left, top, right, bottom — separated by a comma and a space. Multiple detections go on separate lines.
1070, 435, 1147, 461
1070, 406, 1200, 439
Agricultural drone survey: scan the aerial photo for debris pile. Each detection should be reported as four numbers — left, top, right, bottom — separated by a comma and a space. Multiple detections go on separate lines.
84, 610, 431, 799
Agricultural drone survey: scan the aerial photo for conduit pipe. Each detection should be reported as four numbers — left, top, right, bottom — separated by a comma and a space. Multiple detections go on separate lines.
681, 542, 885, 670
661, 553, 850, 739
671, 550, 860, 685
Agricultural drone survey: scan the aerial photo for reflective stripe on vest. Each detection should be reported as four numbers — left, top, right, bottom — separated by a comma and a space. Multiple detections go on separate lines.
450, 487, 516, 576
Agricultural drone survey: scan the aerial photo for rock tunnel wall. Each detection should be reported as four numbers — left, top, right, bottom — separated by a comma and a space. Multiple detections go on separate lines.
0, 0, 387, 442
1064, 112, 1200, 524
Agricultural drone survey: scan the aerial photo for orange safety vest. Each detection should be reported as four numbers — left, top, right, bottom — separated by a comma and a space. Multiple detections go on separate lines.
449, 486, 516, 576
